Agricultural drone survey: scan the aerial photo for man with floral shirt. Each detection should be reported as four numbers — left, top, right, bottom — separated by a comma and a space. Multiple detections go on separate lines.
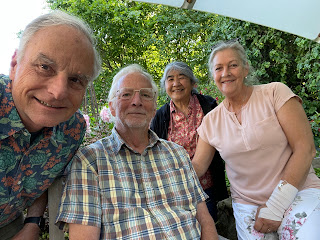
0, 10, 100, 240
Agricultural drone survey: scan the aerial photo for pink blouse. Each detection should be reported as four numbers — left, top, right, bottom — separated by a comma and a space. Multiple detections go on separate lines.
198, 82, 320, 205
168, 94, 213, 190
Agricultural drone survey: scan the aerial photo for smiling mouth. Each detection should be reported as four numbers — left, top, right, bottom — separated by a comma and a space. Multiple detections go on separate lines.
35, 98, 61, 108
222, 80, 234, 84
129, 112, 145, 115
173, 89, 184, 92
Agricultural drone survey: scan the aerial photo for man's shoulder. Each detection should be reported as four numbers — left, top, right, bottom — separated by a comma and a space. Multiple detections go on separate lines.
0, 76, 11, 97
59, 110, 86, 129
0, 75, 9, 81
79, 134, 115, 156
54, 110, 86, 144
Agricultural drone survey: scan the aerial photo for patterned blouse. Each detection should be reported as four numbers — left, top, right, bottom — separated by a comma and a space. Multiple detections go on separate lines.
0, 76, 86, 227
168, 94, 213, 190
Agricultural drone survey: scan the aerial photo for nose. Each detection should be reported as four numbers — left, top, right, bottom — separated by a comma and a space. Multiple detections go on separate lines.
172, 78, 181, 87
222, 67, 230, 77
131, 91, 143, 105
47, 74, 69, 100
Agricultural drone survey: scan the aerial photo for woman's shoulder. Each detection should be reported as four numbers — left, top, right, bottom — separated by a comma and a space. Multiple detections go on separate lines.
155, 102, 170, 115
253, 82, 298, 110
254, 82, 290, 92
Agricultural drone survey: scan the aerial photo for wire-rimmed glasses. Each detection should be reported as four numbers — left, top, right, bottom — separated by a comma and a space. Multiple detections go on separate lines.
116, 88, 156, 101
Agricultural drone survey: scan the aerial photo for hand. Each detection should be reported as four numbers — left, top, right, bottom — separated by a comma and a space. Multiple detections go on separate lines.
254, 205, 281, 234
11, 223, 41, 240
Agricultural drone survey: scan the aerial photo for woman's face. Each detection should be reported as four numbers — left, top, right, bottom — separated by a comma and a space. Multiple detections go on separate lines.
165, 69, 194, 103
211, 48, 248, 98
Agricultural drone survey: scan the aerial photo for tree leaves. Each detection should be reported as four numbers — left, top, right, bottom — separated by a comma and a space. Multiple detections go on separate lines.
48, 0, 320, 149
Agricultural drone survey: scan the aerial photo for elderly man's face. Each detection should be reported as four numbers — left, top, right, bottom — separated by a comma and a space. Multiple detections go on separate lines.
9, 25, 95, 132
110, 72, 156, 132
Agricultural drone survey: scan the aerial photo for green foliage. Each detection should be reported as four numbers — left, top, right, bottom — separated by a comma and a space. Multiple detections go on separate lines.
81, 111, 114, 147
47, 0, 320, 150
310, 112, 320, 153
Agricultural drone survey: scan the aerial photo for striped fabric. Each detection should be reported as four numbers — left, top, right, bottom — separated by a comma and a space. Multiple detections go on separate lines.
57, 128, 207, 239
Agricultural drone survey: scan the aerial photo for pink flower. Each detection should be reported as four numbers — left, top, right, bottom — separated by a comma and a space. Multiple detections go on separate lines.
100, 106, 111, 123
281, 226, 295, 240
296, 217, 306, 226
83, 114, 91, 134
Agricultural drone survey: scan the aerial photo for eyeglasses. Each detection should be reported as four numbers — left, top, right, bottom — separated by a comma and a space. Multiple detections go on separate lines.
116, 88, 156, 101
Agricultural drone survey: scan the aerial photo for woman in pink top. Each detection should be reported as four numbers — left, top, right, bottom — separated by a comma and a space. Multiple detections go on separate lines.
150, 62, 228, 222
193, 40, 320, 240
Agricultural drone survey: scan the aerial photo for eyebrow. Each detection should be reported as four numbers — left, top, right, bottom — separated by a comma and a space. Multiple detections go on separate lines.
214, 59, 238, 66
73, 73, 91, 84
167, 73, 186, 79
35, 53, 56, 66
35, 53, 91, 82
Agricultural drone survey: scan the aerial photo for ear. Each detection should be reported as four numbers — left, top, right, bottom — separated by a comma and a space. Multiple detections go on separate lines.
152, 102, 157, 118
109, 101, 116, 117
244, 62, 250, 76
9, 50, 18, 81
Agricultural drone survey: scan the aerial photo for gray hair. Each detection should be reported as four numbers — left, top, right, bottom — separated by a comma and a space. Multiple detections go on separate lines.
160, 61, 198, 93
208, 40, 257, 85
17, 10, 101, 82
108, 64, 158, 103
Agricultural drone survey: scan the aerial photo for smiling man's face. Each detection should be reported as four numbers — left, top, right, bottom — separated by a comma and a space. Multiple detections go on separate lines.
9, 25, 94, 132
109, 72, 157, 133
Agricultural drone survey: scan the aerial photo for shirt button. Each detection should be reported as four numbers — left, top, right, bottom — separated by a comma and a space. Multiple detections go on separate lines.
17, 181, 21, 185
23, 131, 28, 136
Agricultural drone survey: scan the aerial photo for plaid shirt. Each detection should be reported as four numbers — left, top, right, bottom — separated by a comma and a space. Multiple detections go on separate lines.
0, 76, 86, 227
57, 128, 207, 239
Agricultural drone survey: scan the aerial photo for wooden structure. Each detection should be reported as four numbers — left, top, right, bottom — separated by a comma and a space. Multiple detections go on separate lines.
48, 177, 65, 240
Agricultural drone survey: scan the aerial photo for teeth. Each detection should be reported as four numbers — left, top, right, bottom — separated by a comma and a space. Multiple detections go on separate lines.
39, 100, 55, 108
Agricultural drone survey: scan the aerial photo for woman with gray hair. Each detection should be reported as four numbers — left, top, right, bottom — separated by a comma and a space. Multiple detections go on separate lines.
193, 40, 320, 239
150, 61, 228, 221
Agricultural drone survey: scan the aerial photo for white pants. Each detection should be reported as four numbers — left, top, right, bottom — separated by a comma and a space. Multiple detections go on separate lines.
232, 188, 320, 240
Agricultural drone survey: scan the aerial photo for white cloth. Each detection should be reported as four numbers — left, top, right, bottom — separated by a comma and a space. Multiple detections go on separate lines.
233, 188, 320, 240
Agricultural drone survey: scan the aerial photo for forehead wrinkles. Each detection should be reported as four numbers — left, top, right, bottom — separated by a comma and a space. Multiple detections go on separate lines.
214, 48, 241, 63
119, 73, 152, 89
32, 26, 94, 77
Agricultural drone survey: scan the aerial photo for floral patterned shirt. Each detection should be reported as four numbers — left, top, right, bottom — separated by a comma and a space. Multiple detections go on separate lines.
168, 94, 213, 190
0, 76, 86, 227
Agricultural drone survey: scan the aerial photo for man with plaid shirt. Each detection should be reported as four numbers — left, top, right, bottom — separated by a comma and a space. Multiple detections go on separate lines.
56, 64, 218, 240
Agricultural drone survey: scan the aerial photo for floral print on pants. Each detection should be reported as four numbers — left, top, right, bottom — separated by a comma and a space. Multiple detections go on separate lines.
233, 188, 320, 240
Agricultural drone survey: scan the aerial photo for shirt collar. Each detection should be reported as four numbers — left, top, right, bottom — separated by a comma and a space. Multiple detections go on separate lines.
111, 127, 160, 154
0, 77, 55, 141
169, 94, 196, 114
